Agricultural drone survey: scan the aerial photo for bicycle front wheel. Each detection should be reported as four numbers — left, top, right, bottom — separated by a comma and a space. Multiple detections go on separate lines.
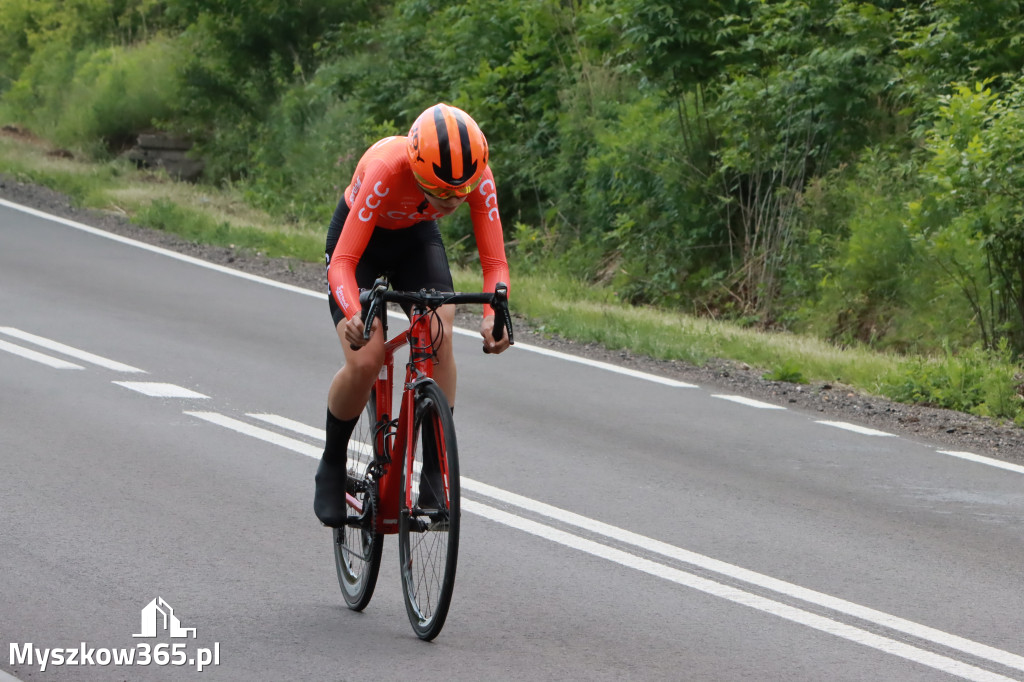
333, 389, 383, 611
398, 380, 460, 640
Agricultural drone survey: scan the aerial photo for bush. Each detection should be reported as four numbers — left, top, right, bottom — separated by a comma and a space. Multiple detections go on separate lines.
579, 95, 718, 307
882, 341, 1024, 421
2, 36, 184, 151
1, 39, 79, 133
0, 0, 173, 112
909, 80, 1024, 355
57, 38, 184, 148
796, 152, 918, 347
241, 74, 383, 225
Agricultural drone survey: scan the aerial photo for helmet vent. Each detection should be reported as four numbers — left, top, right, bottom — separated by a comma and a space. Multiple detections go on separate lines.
432, 107, 477, 186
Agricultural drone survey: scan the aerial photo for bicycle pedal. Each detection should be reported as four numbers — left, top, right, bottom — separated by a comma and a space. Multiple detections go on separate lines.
413, 509, 449, 532
344, 513, 371, 529
407, 517, 431, 533
426, 518, 450, 532
346, 478, 369, 495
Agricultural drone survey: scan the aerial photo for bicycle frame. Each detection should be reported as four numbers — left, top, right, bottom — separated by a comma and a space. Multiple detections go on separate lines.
333, 280, 510, 637
346, 303, 446, 535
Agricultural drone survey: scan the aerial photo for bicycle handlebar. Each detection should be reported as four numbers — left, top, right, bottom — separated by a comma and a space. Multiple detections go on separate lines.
351, 279, 514, 352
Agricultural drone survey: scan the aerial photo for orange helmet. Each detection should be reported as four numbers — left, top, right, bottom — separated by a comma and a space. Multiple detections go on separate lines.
407, 103, 489, 199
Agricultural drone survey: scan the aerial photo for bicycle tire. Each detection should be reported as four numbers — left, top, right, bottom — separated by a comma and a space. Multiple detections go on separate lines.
398, 380, 460, 640
333, 389, 383, 611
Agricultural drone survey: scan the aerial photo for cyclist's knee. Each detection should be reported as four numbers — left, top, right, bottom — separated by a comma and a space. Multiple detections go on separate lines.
437, 304, 456, 327
435, 305, 456, 358
342, 344, 384, 381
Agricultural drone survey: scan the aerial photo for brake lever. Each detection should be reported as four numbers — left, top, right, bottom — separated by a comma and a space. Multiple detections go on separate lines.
483, 282, 513, 354
350, 280, 386, 351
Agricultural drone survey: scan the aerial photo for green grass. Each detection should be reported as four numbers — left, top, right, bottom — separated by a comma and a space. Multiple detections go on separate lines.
2, 129, 1022, 425
0, 134, 323, 261
454, 269, 902, 387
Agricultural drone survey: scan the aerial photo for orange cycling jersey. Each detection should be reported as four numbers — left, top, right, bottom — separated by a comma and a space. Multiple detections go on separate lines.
327, 136, 509, 319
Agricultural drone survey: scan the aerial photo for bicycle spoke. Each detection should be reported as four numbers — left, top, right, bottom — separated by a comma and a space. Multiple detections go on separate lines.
333, 390, 383, 611
398, 382, 460, 640
406, 529, 449, 618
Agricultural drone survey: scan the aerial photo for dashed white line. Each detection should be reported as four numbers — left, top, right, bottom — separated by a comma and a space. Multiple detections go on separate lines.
4, 199, 1016, 482
0, 327, 145, 372
0, 339, 84, 369
939, 450, 1024, 476
6, 198, 1023, 680
114, 382, 209, 399
816, 421, 895, 437
712, 394, 786, 409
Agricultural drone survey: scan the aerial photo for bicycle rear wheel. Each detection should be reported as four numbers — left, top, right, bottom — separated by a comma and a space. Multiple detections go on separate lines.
398, 380, 460, 640
333, 390, 383, 611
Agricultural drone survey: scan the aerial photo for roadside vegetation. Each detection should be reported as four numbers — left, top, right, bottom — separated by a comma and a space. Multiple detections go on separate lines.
1, 0, 1022, 425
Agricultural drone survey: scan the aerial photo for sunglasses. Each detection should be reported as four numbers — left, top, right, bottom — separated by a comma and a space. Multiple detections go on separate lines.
412, 170, 482, 200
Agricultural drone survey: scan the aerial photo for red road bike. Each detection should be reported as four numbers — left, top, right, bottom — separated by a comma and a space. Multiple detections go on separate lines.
332, 278, 513, 640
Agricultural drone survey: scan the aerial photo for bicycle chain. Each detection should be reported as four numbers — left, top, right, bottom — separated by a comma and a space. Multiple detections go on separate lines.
355, 416, 397, 536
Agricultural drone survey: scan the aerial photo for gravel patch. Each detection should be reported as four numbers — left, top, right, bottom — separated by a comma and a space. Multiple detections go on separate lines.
3, 173, 1023, 462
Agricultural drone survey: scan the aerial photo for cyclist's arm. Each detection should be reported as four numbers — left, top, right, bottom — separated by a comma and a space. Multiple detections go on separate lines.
327, 168, 393, 320
468, 167, 511, 318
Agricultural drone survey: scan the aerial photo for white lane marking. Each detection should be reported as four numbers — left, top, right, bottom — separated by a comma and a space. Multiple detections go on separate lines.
0, 199, 317, 299
9, 199, 1020, 672
939, 451, 1024, 476
15, 193, 1014, 472
465, 500, 1017, 682
0, 339, 84, 369
816, 421, 895, 437
248, 413, 322, 439
18, 194, 1014, 471
247, 412, 371, 459
243, 414, 384, 461
114, 382, 209, 399
466, 479, 1024, 674
218, 412, 1024, 675
185, 412, 321, 457
2, 198, 699, 390
712, 394, 786, 410
0, 327, 145, 372
455, 329, 699, 388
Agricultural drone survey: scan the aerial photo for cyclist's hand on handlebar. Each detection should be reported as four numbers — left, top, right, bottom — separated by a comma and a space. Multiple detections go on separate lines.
345, 314, 378, 350
481, 315, 511, 355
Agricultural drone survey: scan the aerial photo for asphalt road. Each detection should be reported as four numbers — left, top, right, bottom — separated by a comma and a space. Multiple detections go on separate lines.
2, 199, 1023, 681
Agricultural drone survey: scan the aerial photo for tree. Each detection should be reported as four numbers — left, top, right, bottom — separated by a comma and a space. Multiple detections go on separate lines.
911, 80, 1024, 354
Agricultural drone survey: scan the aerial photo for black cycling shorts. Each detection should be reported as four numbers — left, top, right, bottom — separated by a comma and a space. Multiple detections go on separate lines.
325, 199, 453, 327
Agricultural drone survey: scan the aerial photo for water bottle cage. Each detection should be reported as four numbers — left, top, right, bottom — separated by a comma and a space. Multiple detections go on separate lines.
375, 415, 400, 468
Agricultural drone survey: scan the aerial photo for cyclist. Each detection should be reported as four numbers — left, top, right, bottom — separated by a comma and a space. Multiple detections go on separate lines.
314, 103, 511, 527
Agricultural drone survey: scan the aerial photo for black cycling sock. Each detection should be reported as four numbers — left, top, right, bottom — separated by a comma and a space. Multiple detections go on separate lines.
314, 409, 358, 527
417, 405, 454, 509
324, 409, 358, 463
